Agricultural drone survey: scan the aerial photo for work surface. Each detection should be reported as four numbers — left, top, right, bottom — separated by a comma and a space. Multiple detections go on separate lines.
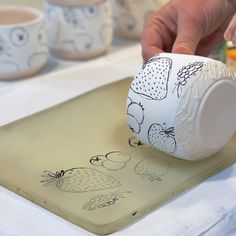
1, 45, 236, 236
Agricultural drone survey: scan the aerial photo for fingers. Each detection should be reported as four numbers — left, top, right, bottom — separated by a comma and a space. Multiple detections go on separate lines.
141, 17, 164, 60
141, 36, 164, 61
224, 14, 236, 46
172, 18, 203, 55
196, 34, 224, 57
197, 20, 228, 56
141, 4, 176, 60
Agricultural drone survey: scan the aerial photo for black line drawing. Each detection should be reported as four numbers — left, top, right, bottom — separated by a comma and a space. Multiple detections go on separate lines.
61, 33, 93, 54
127, 98, 144, 134
148, 123, 177, 154
82, 5, 99, 19
75, 33, 93, 51
10, 27, 29, 47
134, 156, 170, 182
127, 99, 144, 124
100, 23, 113, 45
0, 35, 12, 57
61, 40, 77, 52
128, 137, 148, 148
173, 61, 204, 98
127, 97, 132, 107
82, 190, 131, 211
41, 168, 121, 193
28, 52, 48, 68
131, 57, 172, 100
62, 7, 85, 29
0, 61, 19, 73
90, 151, 131, 171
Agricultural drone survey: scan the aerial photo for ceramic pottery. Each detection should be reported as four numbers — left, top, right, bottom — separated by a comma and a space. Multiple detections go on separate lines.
127, 53, 236, 160
111, 0, 165, 39
0, 6, 48, 80
45, 0, 113, 60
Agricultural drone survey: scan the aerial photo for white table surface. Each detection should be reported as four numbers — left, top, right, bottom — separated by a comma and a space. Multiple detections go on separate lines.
1, 42, 236, 236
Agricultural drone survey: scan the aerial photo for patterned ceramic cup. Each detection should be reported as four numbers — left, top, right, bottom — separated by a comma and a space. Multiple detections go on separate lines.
0, 6, 48, 80
45, 0, 113, 60
111, 0, 165, 39
127, 53, 236, 161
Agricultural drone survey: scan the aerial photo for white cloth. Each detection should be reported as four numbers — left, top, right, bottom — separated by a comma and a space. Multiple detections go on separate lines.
0, 44, 236, 236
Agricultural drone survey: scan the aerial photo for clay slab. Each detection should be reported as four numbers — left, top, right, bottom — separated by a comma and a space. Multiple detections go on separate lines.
0, 78, 235, 235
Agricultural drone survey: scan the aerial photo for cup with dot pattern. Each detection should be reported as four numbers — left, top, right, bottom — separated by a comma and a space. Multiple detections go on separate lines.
0, 6, 48, 80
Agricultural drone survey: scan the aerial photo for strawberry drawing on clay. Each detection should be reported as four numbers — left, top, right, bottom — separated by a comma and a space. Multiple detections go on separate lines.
127, 97, 144, 134
90, 151, 131, 171
131, 57, 172, 100
134, 156, 170, 182
148, 123, 177, 154
41, 168, 121, 193
173, 61, 205, 98
82, 190, 131, 211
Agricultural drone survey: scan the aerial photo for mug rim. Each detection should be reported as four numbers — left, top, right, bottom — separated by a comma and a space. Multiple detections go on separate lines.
0, 6, 44, 28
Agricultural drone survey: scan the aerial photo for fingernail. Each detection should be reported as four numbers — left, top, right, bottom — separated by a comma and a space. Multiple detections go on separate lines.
172, 46, 193, 55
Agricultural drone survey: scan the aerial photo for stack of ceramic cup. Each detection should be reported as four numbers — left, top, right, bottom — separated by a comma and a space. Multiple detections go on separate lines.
111, 0, 166, 39
45, 0, 113, 60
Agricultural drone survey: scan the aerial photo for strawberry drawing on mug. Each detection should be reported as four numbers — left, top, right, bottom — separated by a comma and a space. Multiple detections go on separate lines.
148, 123, 177, 154
131, 57, 172, 100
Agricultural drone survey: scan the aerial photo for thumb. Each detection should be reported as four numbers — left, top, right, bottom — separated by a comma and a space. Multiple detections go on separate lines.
172, 19, 203, 55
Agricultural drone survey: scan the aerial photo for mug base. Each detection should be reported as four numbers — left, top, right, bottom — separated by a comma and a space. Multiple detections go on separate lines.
50, 47, 110, 60
197, 79, 236, 151
0, 63, 46, 80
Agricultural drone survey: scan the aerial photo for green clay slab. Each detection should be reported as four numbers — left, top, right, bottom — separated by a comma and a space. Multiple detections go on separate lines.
0, 78, 235, 235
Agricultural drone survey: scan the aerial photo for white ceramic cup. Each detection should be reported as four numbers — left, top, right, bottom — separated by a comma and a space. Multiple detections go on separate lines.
127, 53, 236, 161
45, 0, 113, 60
111, 0, 165, 39
0, 6, 48, 80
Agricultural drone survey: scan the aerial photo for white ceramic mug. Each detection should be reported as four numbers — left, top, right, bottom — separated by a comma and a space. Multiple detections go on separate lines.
111, 0, 165, 39
0, 6, 48, 80
127, 53, 236, 161
45, 0, 113, 60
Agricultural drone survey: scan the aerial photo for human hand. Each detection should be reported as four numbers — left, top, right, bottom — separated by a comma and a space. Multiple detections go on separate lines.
142, 0, 236, 60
